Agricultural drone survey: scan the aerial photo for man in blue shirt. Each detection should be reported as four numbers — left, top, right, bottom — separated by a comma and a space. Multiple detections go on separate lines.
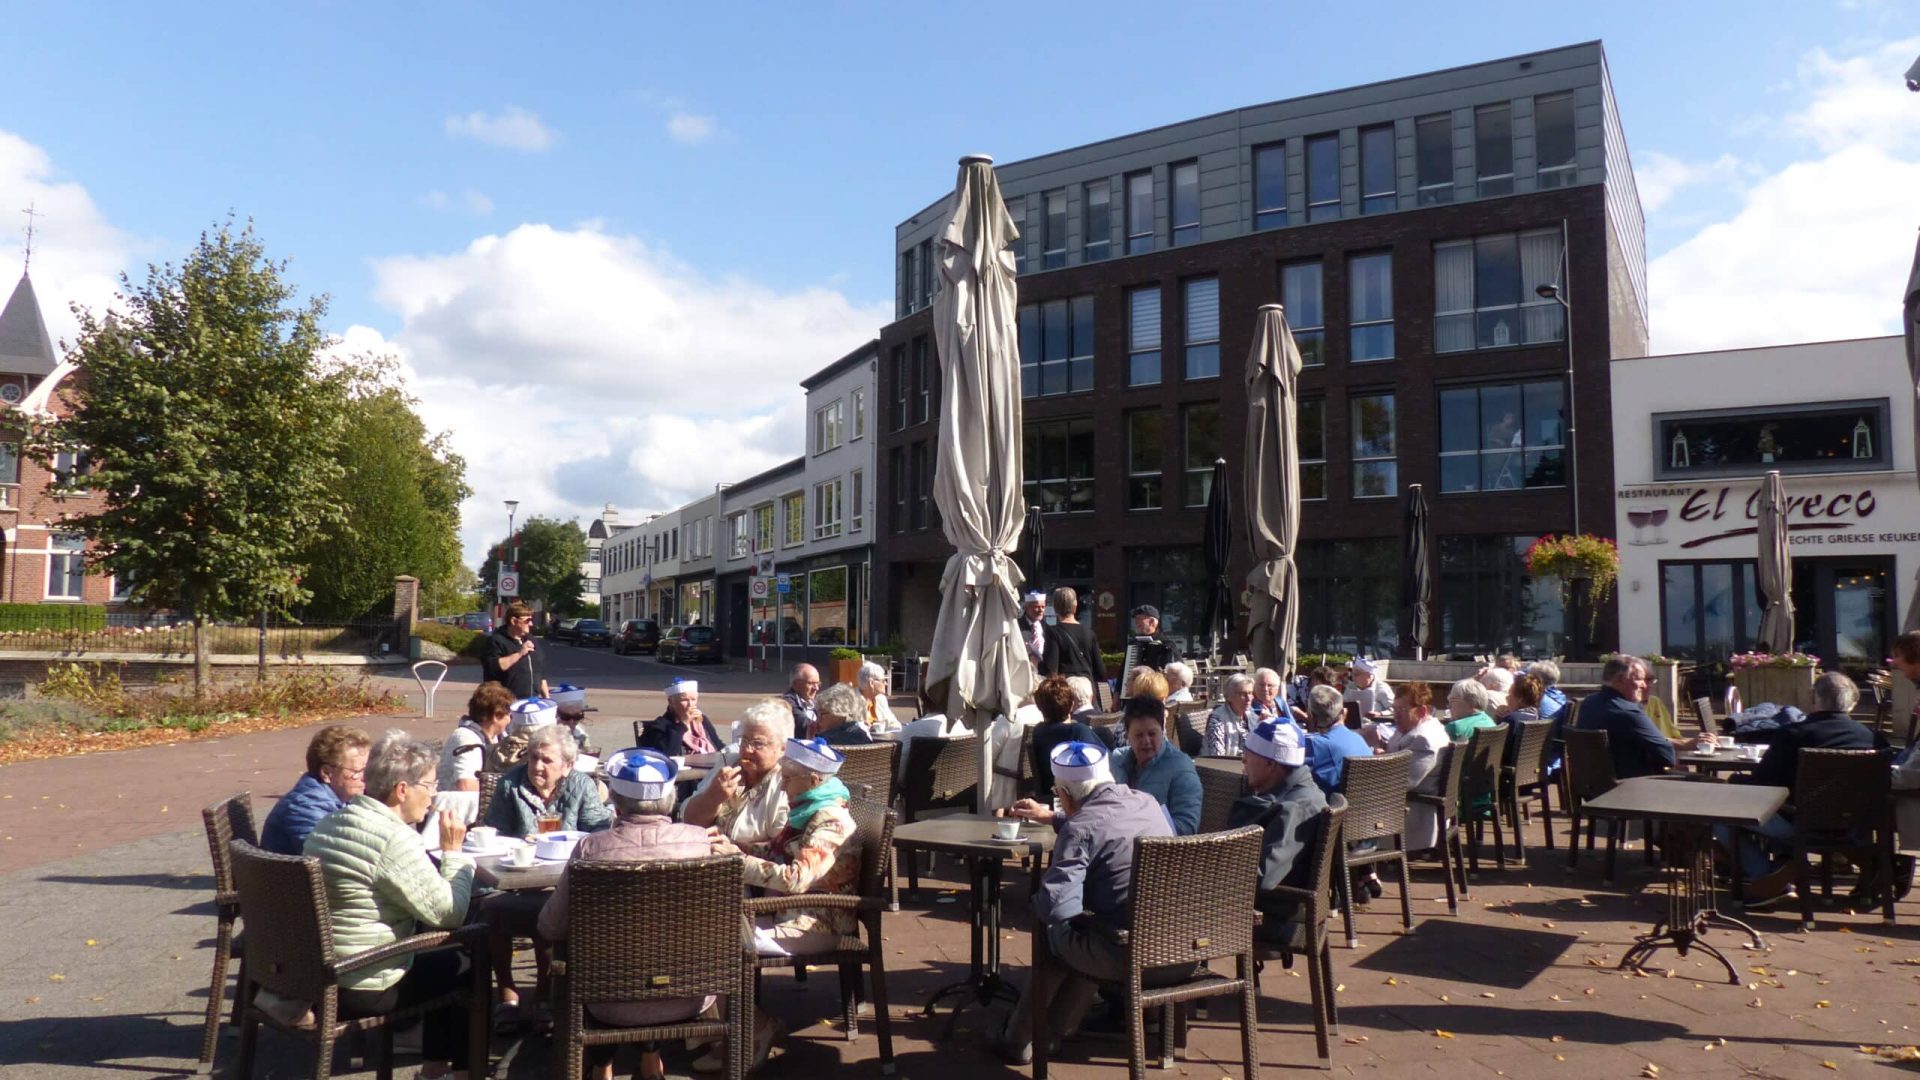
259, 725, 373, 855
1301, 684, 1371, 795
1575, 655, 1675, 779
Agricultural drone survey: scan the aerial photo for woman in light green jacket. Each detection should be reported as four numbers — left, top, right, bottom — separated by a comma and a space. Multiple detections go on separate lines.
305, 730, 476, 1079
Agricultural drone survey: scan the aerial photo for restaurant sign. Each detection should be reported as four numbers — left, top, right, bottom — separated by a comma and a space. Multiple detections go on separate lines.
1615, 479, 1920, 551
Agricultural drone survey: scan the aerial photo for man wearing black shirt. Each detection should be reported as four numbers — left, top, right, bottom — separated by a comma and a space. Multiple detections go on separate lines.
482, 602, 546, 700
1127, 605, 1175, 672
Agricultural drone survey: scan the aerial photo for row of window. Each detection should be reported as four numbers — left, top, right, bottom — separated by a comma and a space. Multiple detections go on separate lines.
1015, 228, 1565, 401
723, 472, 868, 558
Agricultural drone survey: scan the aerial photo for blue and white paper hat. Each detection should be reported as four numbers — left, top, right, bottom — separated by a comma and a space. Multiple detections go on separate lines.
1350, 657, 1380, 677
551, 684, 587, 707
785, 736, 845, 775
1246, 719, 1305, 766
604, 748, 677, 800
511, 697, 557, 727
1050, 741, 1111, 785
665, 677, 699, 698
1023, 590, 1046, 604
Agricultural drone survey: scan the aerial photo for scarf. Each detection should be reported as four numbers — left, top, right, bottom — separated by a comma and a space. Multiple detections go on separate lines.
786, 775, 849, 833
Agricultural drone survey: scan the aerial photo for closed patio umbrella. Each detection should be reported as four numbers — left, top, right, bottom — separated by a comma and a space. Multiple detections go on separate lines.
1757, 469, 1794, 654
1200, 457, 1233, 664
923, 154, 1033, 807
1243, 303, 1304, 678
1904, 232, 1920, 630
1015, 504, 1045, 593
1399, 483, 1433, 659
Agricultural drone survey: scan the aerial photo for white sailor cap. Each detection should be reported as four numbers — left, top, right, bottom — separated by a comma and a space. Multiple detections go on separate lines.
1023, 590, 1047, 604
1351, 657, 1380, 677
551, 684, 587, 707
785, 736, 845, 775
510, 697, 557, 727
1246, 719, 1306, 767
666, 677, 699, 698
1050, 741, 1112, 785
605, 748, 677, 800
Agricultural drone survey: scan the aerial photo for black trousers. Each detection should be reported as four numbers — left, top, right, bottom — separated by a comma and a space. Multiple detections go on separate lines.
337, 948, 470, 1068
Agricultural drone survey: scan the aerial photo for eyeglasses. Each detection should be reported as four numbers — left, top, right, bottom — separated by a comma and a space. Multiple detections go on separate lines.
329, 764, 367, 779
740, 737, 781, 752
404, 775, 439, 793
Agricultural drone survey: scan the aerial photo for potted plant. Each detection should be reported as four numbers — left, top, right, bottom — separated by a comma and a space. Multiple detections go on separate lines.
826, 647, 864, 688
1729, 651, 1819, 712
1525, 533, 1620, 634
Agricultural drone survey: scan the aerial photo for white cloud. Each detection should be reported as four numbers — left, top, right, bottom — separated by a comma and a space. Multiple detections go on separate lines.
1633, 151, 1745, 214
666, 112, 718, 145
1647, 39, 1920, 354
420, 189, 494, 216
364, 223, 888, 564
443, 106, 558, 153
0, 130, 140, 354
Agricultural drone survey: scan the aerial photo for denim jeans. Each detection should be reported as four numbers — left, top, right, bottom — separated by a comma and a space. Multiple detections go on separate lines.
1714, 814, 1795, 881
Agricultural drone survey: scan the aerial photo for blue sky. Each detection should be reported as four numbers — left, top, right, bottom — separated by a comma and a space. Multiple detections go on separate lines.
1, 2, 1916, 563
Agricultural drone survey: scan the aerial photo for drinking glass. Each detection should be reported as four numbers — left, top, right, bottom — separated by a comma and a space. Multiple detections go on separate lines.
536, 812, 563, 835
1628, 510, 1652, 545
1647, 507, 1669, 545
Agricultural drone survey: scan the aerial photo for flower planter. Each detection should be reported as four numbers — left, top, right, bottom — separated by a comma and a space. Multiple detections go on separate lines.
1733, 666, 1816, 712
827, 657, 863, 688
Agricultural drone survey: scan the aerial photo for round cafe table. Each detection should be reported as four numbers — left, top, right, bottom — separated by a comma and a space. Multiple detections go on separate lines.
1675, 749, 1761, 776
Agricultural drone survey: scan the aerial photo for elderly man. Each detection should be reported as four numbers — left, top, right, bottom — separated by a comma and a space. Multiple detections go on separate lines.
1205, 673, 1257, 757
261, 725, 373, 855
1163, 661, 1195, 704
783, 663, 822, 731
1576, 654, 1675, 779
1229, 719, 1328, 949
995, 742, 1185, 1064
1018, 590, 1051, 675
1301, 684, 1370, 795
1251, 667, 1287, 724
481, 601, 548, 700
1342, 658, 1393, 720
1127, 604, 1175, 671
809, 682, 874, 746
681, 697, 793, 848
638, 677, 722, 758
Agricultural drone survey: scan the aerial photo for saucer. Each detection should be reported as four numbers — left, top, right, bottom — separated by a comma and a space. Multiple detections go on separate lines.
462, 838, 514, 858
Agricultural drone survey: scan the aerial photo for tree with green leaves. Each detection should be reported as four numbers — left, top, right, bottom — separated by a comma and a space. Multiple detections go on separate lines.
34, 220, 348, 695
477, 516, 587, 616
299, 359, 470, 620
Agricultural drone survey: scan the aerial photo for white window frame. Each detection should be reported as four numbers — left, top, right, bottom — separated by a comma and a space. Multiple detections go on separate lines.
851, 389, 866, 440
814, 399, 845, 455
1433, 229, 1565, 354
850, 469, 864, 532
1348, 252, 1395, 363
47, 532, 85, 600
813, 477, 844, 540
1183, 277, 1221, 381
1351, 393, 1398, 499
781, 491, 805, 548
752, 503, 775, 553
1127, 286, 1162, 387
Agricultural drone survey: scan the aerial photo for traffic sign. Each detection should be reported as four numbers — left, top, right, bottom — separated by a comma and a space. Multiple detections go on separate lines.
776, 573, 793, 594
750, 577, 769, 599
498, 572, 520, 598
753, 554, 776, 578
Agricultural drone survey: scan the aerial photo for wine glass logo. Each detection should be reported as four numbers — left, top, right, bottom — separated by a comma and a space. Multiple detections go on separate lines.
1647, 506, 1669, 545
1628, 509, 1652, 546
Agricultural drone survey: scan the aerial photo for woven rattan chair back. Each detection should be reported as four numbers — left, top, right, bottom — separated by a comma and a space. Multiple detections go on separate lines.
1459, 725, 1507, 809
901, 735, 978, 819
1427, 740, 1466, 820
1195, 763, 1248, 834
227, 840, 336, 1006
1339, 750, 1412, 844
564, 855, 745, 1007
838, 741, 901, 806
1692, 696, 1716, 734
1561, 728, 1616, 804
1171, 709, 1205, 757
203, 792, 258, 904
845, 793, 897, 900
476, 770, 501, 825
1509, 720, 1551, 791
1794, 749, 1892, 833
1125, 825, 1264, 968
1302, 795, 1347, 922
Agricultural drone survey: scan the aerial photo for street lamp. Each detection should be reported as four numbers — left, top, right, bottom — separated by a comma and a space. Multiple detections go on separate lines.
1534, 280, 1578, 537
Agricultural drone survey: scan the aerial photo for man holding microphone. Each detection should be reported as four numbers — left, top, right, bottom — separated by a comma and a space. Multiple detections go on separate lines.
482, 601, 549, 700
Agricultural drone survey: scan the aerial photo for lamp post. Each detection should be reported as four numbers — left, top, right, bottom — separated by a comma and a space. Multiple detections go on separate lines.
1536, 271, 1581, 658
502, 499, 520, 613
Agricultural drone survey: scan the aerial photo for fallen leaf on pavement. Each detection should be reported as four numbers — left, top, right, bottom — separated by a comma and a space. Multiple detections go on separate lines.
1433, 1029, 1455, 1039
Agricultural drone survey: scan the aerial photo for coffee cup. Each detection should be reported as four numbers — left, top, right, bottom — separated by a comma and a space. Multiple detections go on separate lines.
467, 826, 497, 848
1745, 744, 1763, 761
507, 841, 536, 867
994, 819, 1022, 841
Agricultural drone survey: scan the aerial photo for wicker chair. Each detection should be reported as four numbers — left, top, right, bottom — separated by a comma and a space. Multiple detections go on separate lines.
475, 770, 501, 827
551, 855, 756, 1080
1502, 719, 1553, 857
1792, 748, 1897, 929
197, 792, 257, 1075
1458, 725, 1510, 873
1032, 826, 1264, 1080
1256, 796, 1348, 1070
896, 735, 978, 899
992, 726, 1037, 803
1692, 696, 1718, 735
1561, 727, 1625, 878
227, 839, 488, 1080
747, 794, 897, 1072
1195, 762, 1249, 835
1171, 708, 1206, 757
1336, 750, 1415, 947
839, 741, 901, 807
1408, 741, 1469, 915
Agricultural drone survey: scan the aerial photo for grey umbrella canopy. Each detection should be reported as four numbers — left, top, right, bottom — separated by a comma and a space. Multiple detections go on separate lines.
1200, 457, 1233, 663
1757, 469, 1794, 653
1904, 232, 1920, 631
922, 154, 1033, 806
1015, 504, 1045, 593
1399, 483, 1433, 659
1243, 304, 1304, 678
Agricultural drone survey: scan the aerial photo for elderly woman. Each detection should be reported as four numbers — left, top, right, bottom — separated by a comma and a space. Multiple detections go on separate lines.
1027, 675, 1102, 792
857, 661, 901, 734
1476, 666, 1515, 717
1013, 695, 1201, 835
261, 724, 371, 855
1445, 679, 1498, 743
538, 750, 748, 1080
1384, 682, 1452, 853
438, 683, 515, 793
305, 731, 474, 1080
1343, 658, 1394, 720
1204, 673, 1257, 757
681, 697, 793, 848
1251, 667, 1285, 723
810, 682, 874, 746
638, 677, 722, 758
1163, 661, 1195, 704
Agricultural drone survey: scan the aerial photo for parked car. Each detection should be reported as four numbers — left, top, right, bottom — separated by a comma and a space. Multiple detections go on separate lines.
550, 618, 582, 643
570, 619, 612, 647
659, 624, 720, 664
457, 612, 494, 633
614, 619, 661, 656
751, 617, 806, 646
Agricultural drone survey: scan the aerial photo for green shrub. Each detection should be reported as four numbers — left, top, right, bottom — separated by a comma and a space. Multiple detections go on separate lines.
1101, 651, 1127, 672
1297, 653, 1353, 670
413, 621, 486, 658
828, 647, 863, 662
0, 604, 108, 632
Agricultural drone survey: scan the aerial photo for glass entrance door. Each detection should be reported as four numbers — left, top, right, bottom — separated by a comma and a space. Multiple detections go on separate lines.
1790, 556, 1894, 668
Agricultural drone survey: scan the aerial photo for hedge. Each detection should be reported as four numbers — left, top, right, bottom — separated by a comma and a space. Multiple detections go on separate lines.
0, 604, 109, 632
412, 622, 489, 658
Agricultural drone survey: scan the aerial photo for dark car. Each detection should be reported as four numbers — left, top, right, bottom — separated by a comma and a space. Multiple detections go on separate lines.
659, 624, 720, 664
549, 618, 582, 643
571, 619, 612, 647
614, 618, 661, 656
457, 612, 494, 633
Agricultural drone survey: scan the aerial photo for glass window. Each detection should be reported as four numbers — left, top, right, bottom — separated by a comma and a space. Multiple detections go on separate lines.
851, 388, 865, 439
1023, 418, 1096, 515
1416, 113, 1453, 205
1437, 379, 1566, 493
728, 512, 748, 558
1018, 296, 1096, 397
1126, 172, 1154, 255
1127, 286, 1162, 386
1299, 399, 1326, 500
1254, 143, 1288, 229
1183, 404, 1220, 507
1439, 535, 1567, 656
1281, 261, 1323, 367
850, 469, 864, 532
783, 492, 805, 547
806, 566, 849, 646
1128, 410, 1163, 510
1475, 102, 1513, 197
1348, 252, 1394, 362
1535, 92, 1576, 188
48, 532, 84, 600
910, 337, 932, 424
1006, 197, 1025, 274
1298, 539, 1398, 657
919, 239, 934, 307
1351, 393, 1396, 497
1660, 560, 1761, 664
1433, 228, 1565, 352
1360, 124, 1396, 214
0, 442, 19, 485
899, 246, 917, 316
1655, 399, 1892, 478
1171, 160, 1200, 246
909, 442, 929, 530
753, 504, 776, 552
813, 399, 844, 454
1306, 134, 1340, 222
1084, 181, 1112, 262
1043, 189, 1068, 270
890, 346, 908, 431
1126, 546, 1209, 648
1183, 277, 1220, 380
888, 448, 907, 533
812, 478, 843, 540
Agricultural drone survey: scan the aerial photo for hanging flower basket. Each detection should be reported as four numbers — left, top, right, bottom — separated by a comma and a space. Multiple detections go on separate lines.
1524, 533, 1620, 608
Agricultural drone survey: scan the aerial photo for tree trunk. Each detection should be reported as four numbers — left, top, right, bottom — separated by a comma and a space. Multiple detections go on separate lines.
193, 616, 210, 700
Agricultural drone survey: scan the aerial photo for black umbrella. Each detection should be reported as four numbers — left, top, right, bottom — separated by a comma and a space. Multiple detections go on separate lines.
1398, 483, 1433, 659
1015, 504, 1045, 595
1201, 457, 1234, 662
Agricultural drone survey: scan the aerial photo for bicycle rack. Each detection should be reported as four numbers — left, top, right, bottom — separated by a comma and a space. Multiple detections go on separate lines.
411, 660, 450, 718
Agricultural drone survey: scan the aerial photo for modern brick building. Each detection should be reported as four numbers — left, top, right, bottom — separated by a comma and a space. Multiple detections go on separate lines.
873, 41, 1646, 659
